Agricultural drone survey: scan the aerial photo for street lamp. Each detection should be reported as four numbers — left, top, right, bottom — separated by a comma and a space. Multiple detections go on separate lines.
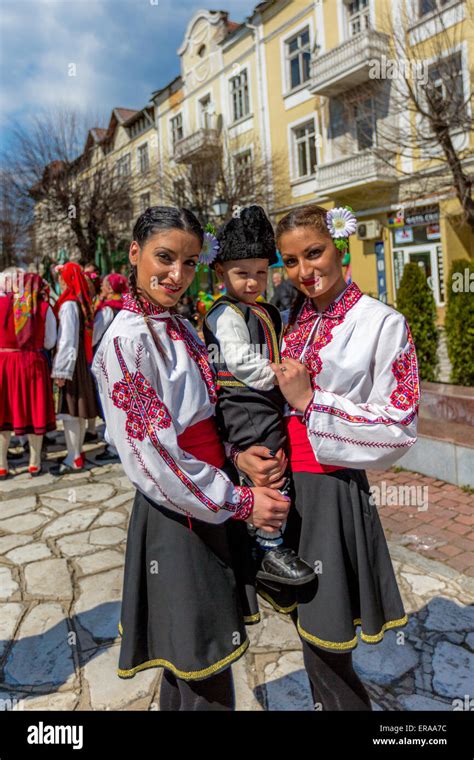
212, 197, 228, 218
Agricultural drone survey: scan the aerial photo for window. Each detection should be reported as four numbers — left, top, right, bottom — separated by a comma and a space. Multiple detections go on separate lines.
130, 116, 148, 138
347, 0, 370, 37
230, 70, 250, 122
419, 0, 452, 17
292, 120, 317, 178
286, 27, 311, 90
427, 52, 466, 123
353, 98, 375, 150
116, 153, 131, 177
139, 193, 151, 213
234, 150, 254, 196
171, 113, 183, 147
199, 95, 213, 129
137, 143, 149, 173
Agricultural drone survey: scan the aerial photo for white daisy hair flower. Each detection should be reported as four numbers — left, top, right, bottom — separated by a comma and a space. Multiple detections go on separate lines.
326, 207, 357, 239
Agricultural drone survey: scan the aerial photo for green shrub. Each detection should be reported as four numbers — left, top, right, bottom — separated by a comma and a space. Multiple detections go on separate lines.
396, 262, 439, 381
445, 258, 474, 386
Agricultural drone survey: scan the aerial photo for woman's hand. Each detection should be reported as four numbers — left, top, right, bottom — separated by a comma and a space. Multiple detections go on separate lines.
236, 446, 287, 488
53, 378, 66, 387
247, 487, 291, 533
270, 358, 313, 414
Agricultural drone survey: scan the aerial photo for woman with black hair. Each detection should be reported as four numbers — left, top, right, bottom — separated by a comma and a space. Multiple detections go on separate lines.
91, 206, 289, 711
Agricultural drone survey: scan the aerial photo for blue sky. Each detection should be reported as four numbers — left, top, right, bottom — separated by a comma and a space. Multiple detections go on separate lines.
0, 0, 257, 156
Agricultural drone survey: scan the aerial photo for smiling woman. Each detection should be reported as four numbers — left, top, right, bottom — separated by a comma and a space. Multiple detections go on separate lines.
128, 207, 201, 310
91, 205, 289, 711
256, 203, 421, 711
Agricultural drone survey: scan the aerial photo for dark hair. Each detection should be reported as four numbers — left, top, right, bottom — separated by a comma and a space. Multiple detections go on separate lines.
276, 204, 332, 332
132, 206, 204, 249
128, 206, 204, 354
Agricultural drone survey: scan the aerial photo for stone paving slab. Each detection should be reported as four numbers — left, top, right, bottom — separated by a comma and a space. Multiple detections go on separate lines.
367, 468, 474, 577
0, 459, 473, 711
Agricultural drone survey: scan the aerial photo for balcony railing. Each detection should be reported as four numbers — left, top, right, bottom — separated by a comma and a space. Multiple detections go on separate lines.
309, 29, 391, 98
316, 150, 398, 195
173, 128, 220, 164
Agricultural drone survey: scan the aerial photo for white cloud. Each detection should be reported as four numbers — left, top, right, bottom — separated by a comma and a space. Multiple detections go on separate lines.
0, 0, 257, 142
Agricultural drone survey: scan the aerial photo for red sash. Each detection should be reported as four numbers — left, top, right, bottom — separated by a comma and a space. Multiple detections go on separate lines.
177, 416, 226, 469
285, 415, 344, 473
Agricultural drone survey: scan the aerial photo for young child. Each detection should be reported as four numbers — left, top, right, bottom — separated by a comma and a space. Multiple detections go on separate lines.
203, 205, 314, 586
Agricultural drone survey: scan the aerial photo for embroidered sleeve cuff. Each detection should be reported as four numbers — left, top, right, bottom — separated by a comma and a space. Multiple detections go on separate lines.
224, 442, 242, 468
231, 486, 254, 520
303, 397, 315, 424
51, 371, 73, 381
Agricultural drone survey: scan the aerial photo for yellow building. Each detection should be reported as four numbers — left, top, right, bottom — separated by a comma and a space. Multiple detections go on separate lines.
151, 1, 473, 318
33, 1, 473, 317
34, 105, 159, 264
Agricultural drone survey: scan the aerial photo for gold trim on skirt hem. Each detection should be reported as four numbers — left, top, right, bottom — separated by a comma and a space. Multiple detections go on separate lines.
244, 612, 261, 624
297, 614, 409, 651
257, 588, 297, 614
116, 631, 250, 680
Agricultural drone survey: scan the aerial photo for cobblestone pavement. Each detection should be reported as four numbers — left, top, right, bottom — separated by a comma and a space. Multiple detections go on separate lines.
0, 437, 473, 711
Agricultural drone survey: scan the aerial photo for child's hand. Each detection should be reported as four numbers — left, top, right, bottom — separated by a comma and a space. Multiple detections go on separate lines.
270, 359, 313, 413
236, 446, 287, 487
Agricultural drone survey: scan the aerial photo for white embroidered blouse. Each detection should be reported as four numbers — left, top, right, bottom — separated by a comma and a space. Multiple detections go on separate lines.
282, 282, 420, 470
51, 301, 79, 381
91, 294, 253, 524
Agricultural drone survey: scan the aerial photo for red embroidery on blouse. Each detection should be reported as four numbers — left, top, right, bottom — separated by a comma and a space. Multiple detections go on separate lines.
390, 325, 420, 414
283, 282, 363, 388
308, 429, 416, 449
112, 369, 172, 441
111, 337, 243, 515
302, 315, 420, 428
123, 293, 168, 316
165, 318, 218, 405
123, 293, 217, 406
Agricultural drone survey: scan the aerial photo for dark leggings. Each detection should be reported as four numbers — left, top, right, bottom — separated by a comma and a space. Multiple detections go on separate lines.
290, 611, 372, 711
159, 667, 235, 711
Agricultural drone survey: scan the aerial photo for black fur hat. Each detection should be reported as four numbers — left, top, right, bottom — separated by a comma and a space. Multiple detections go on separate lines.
213, 205, 277, 267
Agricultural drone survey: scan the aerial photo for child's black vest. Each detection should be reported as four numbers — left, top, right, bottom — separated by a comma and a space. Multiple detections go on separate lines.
203, 295, 287, 451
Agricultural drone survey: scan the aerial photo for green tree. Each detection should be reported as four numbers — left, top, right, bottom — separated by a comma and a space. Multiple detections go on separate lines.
397, 262, 439, 381
445, 259, 474, 386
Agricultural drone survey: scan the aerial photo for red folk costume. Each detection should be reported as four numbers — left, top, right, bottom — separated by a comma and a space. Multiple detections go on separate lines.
0, 273, 57, 435
92, 273, 128, 348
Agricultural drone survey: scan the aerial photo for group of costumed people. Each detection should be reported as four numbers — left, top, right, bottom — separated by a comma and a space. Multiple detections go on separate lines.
82, 203, 420, 712
0, 265, 128, 478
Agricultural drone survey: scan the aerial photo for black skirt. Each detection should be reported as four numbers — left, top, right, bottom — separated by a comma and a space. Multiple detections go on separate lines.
117, 489, 260, 682
256, 469, 408, 652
